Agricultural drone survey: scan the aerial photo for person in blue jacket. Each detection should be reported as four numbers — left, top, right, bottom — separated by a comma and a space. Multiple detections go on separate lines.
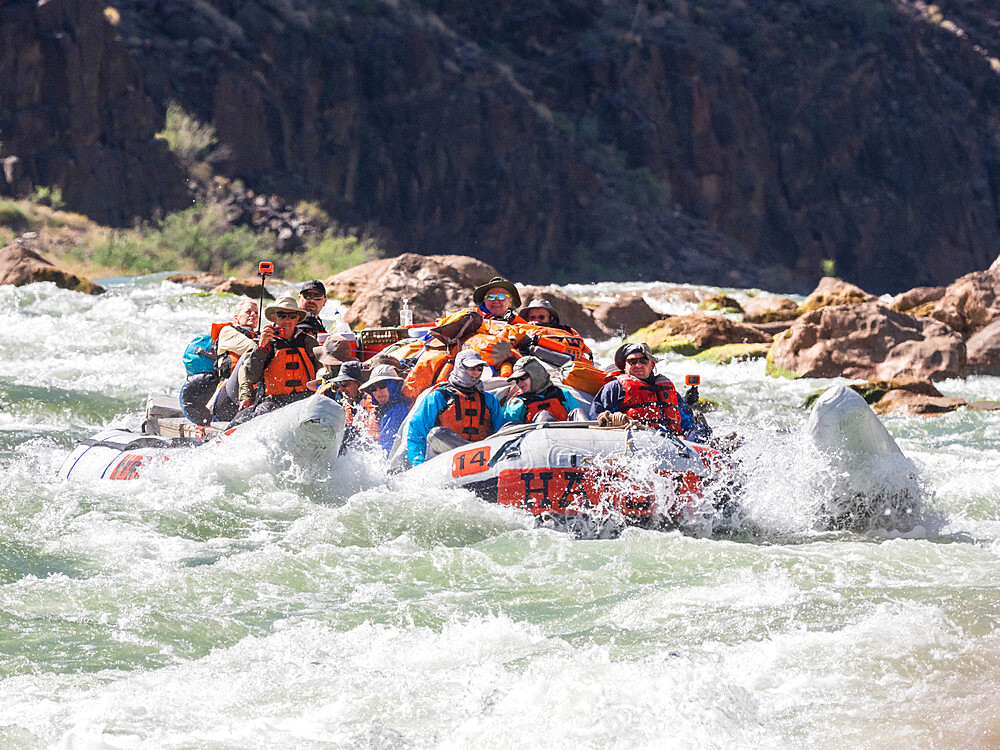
502, 355, 583, 424
359, 364, 412, 453
406, 349, 506, 466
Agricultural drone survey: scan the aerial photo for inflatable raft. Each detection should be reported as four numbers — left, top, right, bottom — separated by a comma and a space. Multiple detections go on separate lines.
393, 419, 731, 530
60, 393, 346, 481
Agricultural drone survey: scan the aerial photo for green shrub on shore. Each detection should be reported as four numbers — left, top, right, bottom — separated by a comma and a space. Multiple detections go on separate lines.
158, 103, 217, 164
89, 202, 274, 275
290, 231, 381, 280
0, 200, 31, 230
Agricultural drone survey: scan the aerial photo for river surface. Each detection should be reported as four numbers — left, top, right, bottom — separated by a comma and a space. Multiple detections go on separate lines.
1, 276, 999, 749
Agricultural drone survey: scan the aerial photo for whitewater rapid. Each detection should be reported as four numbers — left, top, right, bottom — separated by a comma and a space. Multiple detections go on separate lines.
1, 276, 999, 749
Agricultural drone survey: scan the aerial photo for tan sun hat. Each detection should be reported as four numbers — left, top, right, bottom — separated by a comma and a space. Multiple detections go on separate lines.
264, 296, 307, 323
360, 364, 403, 393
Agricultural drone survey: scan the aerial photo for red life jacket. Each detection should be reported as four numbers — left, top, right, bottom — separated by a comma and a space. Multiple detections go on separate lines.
521, 387, 570, 422
616, 374, 684, 435
433, 384, 492, 442
263, 341, 317, 396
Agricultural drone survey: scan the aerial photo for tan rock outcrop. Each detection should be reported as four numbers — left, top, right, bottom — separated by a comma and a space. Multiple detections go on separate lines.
891, 286, 946, 313
0, 240, 104, 294
768, 303, 965, 381
211, 278, 274, 299
928, 267, 1000, 336
166, 273, 226, 289
590, 295, 660, 338
797, 277, 877, 313
742, 294, 800, 323
631, 313, 771, 355
871, 389, 966, 416
966, 318, 1000, 375
336, 254, 502, 328
517, 285, 604, 339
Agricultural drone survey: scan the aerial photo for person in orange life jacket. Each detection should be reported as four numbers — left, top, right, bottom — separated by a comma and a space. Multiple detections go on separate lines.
229, 297, 320, 426
517, 298, 594, 360
295, 279, 328, 337
501, 355, 583, 424
359, 364, 411, 453
472, 276, 525, 324
208, 299, 260, 422
589, 342, 695, 437
406, 349, 506, 466
182, 299, 260, 426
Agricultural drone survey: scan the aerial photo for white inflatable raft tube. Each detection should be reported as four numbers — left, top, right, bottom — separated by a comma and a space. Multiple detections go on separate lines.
60, 394, 347, 481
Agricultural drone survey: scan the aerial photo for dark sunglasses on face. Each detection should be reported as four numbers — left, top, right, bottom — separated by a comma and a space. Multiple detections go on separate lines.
274, 312, 299, 320
301, 292, 324, 300
626, 356, 650, 365
465, 364, 486, 372
484, 293, 509, 301
513, 374, 530, 382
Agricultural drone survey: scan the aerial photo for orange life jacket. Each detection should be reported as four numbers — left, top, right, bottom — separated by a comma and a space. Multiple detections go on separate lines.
504, 322, 592, 362
402, 350, 454, 400
521, 387, 570, 422
263, 342, 317, 396
462, 332, 512, 368
361, 394, 380, 441
210, 322, 255, 376
616, 374, 684, 435
433, 383, 492, 442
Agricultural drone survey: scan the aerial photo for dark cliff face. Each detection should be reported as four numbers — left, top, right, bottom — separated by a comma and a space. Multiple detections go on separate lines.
0, 0, 187, 224
5, 0, 1000, 291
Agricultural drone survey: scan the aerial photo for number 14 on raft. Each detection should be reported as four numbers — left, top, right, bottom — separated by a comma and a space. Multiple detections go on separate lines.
452, 446, 491, 477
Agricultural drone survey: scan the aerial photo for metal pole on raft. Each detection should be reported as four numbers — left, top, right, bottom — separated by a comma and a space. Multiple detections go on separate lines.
256, 260, 273, 338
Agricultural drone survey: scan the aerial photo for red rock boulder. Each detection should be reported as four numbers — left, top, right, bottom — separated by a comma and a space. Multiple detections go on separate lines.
741, 294, 799, 323
768, 303, 965, 381
631, 313, 771, 355
891, 286, 945, 313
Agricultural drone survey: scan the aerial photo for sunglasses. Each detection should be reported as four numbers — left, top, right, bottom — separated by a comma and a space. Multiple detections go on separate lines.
274, 312, 300, 320
512, 374, 530, 382
625, 356, 650, 365
300, 292, 325, 300
373, 384, 389, 391
465, 364, 486, 371
484, 293, 509, 301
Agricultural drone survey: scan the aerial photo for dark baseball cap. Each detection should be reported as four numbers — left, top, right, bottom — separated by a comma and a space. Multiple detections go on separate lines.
300, 279, 327, 296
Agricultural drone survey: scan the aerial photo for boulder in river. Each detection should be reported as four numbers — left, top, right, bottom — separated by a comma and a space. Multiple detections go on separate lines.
966, 318, 1000, 375
767, 303, 965, 381
630, 313, 771, 355
517, 285, 604, 339
334, 254, 501, 328
590, 294, 660, 338
0, 239, 104, 294
211, 278, 274, 299
797, 277, 877, 314
927, 266, 1000, 337
741, 294, 799, 323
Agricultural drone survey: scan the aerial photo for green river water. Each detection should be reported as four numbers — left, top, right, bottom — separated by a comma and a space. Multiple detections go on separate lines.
0, 277, 998, 749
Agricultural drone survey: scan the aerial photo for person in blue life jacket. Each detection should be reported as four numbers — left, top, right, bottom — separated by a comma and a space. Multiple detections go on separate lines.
359, 364, 412, 453
590, 342, 704, 439
472, 276, 525, 324
406, 349, 506, 467
501, 356, 584, 424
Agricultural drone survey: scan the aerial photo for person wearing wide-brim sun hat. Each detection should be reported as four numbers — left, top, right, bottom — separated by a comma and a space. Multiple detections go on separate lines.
472, 276, 524, 324
589, 341, 698, 438
229, 296, 322, 426
358, 364, 411, 453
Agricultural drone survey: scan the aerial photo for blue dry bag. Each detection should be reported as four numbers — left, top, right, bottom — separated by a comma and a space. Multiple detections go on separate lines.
182, 333, 217, 376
